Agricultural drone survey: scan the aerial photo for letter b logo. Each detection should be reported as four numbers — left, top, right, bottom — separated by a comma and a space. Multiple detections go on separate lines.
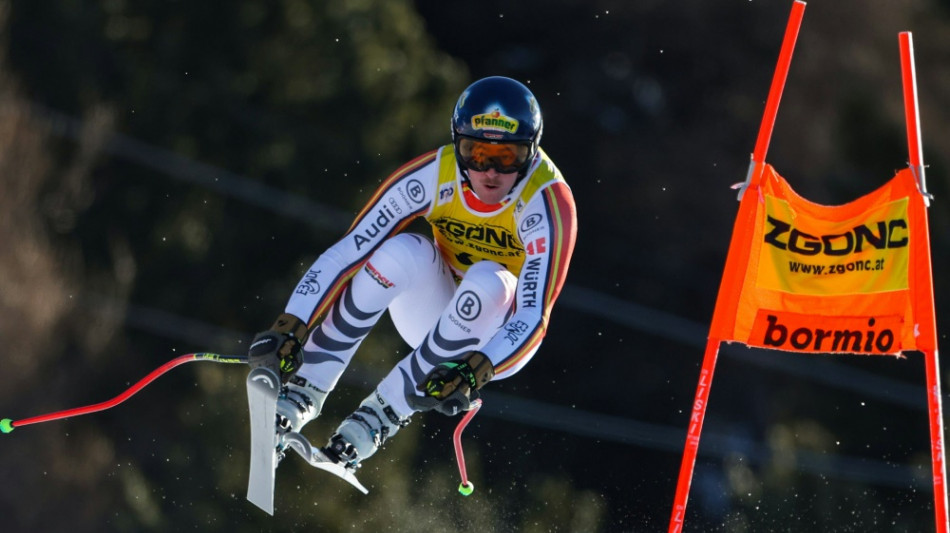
407, 179, 425, 204
456, 291, 482, 321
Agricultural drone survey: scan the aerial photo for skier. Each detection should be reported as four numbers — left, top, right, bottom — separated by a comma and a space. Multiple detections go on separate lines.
247, 76, 577, 471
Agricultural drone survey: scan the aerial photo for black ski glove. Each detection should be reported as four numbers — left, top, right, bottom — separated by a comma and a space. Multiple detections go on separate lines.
248, 313, 309, 382
414, 351, 494, 416
410, 385, 479, 416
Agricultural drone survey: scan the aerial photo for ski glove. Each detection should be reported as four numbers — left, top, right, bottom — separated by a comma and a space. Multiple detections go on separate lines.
414, 351, 494, 416
248, 313, 309, 382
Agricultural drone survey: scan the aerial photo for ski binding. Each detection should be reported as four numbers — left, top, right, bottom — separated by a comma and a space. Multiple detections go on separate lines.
281, 431, 369, 494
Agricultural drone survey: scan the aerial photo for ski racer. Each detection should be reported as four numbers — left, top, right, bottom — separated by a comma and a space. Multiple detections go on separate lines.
247, 76, 578, 471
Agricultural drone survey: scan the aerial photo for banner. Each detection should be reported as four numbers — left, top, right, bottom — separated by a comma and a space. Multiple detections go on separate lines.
709, 164, 936, 355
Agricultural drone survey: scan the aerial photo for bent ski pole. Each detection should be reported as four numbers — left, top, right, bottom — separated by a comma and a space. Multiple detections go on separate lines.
0, 352, 247, 434
453, 398, 482, 496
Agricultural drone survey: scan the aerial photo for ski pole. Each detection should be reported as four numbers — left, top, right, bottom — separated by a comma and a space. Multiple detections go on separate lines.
453, 398, 482, 496
0, 352, 247, 434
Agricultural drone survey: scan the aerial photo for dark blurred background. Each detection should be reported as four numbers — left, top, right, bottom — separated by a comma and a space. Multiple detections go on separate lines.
1, 1, 949, 531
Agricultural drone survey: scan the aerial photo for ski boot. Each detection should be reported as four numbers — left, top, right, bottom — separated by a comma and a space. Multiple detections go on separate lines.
276, 375, 327, 433
321, 389, 411, 469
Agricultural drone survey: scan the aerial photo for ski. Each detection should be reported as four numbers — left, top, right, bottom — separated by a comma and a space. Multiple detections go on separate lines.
246, 367, 281, 515
281, 431, 369, 494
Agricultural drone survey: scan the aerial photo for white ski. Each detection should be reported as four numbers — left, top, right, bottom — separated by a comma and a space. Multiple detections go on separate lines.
281, 431, 369, 494
246, 367, 280, 515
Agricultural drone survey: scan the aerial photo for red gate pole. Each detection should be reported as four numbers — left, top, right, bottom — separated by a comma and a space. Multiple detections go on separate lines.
737, 0, 807, 200
899, 32, 929, 201
668, 3, 806, 531
668, 340, 721, 533
899, 31, 947, 533
924, 348, 949, 533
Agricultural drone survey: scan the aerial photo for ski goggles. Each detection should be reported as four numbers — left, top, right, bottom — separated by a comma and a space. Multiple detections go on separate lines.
456, 137, 532, 173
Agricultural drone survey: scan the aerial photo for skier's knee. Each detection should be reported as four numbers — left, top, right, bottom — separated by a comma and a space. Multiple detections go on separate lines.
458, 260, 516, 309
366, 233, 433, 281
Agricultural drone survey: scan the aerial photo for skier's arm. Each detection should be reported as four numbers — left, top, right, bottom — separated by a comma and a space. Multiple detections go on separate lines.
283, 151, 439, 328
416, 181, 577, 411
478, 180, 578, 379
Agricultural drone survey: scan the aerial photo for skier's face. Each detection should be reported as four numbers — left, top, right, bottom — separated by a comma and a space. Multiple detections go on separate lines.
467, 168, 518, 205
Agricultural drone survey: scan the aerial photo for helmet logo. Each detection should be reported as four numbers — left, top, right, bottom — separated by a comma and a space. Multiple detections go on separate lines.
471, 109, 519, 134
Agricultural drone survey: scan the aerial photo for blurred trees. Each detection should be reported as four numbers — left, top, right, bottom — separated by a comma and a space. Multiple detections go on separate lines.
0, 4, 126, 530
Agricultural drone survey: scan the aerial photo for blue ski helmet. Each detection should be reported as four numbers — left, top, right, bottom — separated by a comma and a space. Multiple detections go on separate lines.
451, 76, 543, 174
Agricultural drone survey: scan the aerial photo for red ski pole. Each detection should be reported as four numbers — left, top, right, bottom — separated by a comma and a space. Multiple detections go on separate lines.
0, 352, 247, 434
453, 398, 482, 496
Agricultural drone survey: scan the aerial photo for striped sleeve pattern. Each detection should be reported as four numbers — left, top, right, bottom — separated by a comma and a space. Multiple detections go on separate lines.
344, 150, 436, 233
494, 181, 577, 374
304, 150, 437, 327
